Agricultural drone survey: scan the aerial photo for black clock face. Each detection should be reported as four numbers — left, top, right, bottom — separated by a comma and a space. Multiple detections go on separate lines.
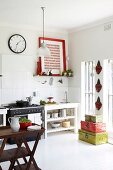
8, 34, 26, 53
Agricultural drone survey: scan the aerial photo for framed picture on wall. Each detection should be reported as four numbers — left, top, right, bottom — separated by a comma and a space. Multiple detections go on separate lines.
38, 37, 66, 76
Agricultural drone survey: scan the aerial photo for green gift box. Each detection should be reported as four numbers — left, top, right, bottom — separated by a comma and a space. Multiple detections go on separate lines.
78, 129, 108, 145
85, 115, 91, 121
85, 114, 103, 123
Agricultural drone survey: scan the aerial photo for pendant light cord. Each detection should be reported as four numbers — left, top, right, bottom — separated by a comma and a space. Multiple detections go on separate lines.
41, 7, 45, 43
38, 6, 50, 56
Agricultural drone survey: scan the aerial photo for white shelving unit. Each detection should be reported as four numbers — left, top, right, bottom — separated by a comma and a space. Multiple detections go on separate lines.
44, 103, 79, 138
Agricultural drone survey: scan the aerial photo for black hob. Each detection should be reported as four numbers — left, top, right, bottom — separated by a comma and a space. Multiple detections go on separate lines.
5, 103, 40, 108
5, 104, 44, 115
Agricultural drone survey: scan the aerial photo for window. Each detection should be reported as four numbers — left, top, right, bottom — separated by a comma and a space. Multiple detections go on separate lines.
81, 61, 95, 118
103, 59, 113, 130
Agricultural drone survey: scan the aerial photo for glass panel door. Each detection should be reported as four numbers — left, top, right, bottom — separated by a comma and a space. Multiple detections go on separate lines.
81, 61, 95, 117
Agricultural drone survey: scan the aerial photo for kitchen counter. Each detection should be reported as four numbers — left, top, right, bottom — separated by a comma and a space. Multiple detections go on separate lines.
44, 103, 80, 138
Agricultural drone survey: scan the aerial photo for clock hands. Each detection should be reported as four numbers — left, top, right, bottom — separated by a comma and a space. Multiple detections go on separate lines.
16, 40, 21, 46
15, 41, 22, 51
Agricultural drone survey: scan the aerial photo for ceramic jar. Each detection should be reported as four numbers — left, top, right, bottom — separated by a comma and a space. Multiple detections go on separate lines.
52, 113, 58, 118
61, 109, 66, 117
8, 117, 20, 132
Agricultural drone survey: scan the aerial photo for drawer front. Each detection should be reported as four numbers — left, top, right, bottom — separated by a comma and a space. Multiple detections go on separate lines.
81, 121, 106, 133
79, 129, 108, 145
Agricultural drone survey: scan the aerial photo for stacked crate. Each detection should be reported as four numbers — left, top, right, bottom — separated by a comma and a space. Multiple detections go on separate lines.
79, 114, 108, 145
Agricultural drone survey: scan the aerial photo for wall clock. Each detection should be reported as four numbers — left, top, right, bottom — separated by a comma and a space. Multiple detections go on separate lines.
8, 34, 26, 53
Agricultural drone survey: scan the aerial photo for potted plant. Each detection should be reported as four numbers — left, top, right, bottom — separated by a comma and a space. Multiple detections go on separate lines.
19, 117, 32, 130
62, 71, 67, 76
62, 69, 73, 77
66, 69, 73, 77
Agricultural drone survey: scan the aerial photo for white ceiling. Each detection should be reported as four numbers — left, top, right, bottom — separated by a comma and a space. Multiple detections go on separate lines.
0, 0, 113, 32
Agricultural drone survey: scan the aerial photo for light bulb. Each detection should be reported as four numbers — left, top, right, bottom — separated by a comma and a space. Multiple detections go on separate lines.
38, 42, 50, 56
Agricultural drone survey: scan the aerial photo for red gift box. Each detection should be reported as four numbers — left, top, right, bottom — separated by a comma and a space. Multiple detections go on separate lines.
81, 121, 106, 133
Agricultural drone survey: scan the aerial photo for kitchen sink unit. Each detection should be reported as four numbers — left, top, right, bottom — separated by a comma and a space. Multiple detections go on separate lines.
44, 103, 79, 138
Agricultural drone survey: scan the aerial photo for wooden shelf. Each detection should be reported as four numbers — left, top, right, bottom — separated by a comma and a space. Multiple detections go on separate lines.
47, 116, 75, 122
47, 126, 75, 133
0, 147, 29, 163
14, 163, 36, 170
33, 75, 69, 77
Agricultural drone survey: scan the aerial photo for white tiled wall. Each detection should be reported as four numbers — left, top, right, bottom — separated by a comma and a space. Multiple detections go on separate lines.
0, 54, 68, 105
32, 76, 68, 103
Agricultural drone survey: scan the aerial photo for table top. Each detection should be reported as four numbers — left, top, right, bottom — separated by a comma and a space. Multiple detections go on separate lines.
44, 102, 80, 110
0, 126, 45, 139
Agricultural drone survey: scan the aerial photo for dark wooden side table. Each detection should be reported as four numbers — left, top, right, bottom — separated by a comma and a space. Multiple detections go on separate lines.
0, 126, 45, 170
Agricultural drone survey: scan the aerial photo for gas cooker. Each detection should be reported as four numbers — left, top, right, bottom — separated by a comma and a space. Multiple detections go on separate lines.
5, 104, 44, 115
5, 104, 40, 109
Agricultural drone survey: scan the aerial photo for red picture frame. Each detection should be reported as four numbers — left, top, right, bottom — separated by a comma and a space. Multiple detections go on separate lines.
38, 37, 66, 76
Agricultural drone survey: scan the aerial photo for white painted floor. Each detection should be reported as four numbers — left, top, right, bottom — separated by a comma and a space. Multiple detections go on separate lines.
1, 131, 113, 170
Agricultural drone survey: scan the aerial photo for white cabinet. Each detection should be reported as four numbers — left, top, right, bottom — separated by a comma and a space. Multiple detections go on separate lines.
28, 113, 42, 125
44, 103, 79, 138
0, 108, 7, 126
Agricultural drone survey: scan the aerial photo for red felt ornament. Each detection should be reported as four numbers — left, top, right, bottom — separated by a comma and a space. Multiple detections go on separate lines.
95, 61, 102, 74
95, 97, 102, 110
95, 79, 102, 92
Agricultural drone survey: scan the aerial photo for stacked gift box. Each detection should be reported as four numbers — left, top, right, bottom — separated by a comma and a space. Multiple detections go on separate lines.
78, 114, 108, 145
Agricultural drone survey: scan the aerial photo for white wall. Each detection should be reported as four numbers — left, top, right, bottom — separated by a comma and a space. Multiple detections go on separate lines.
0, 25, 68, 56
68, 22, 113, 103
2, 21, 113, 105
0, 25, 68, 105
